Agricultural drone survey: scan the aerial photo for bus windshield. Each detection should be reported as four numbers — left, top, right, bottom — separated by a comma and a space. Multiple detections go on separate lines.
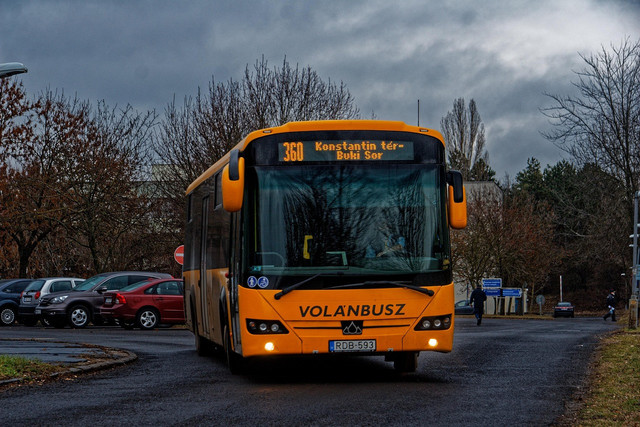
246, 163, 450, 285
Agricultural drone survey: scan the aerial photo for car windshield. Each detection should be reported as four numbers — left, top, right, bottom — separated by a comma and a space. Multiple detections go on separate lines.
246, 164, 450, 287
119, 280, 153, 292
557, 302, 572, 307
73, 274, 110, 291
24, 280, 45, 291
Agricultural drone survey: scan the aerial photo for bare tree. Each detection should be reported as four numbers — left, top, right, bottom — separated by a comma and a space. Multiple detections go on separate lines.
450, 198, 499, 296
542, 37, 640, 206
0, 85, 90, 277
440, 98, 493, 181
59, 101, 159, 272
152, 56, 361, 236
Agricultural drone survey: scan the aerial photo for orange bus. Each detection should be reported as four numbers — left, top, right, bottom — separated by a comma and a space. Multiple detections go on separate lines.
183, 120, 466, 373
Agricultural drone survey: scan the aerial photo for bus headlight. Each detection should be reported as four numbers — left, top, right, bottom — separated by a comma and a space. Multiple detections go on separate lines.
247, 319, 289, 334
414, 315, 452, 330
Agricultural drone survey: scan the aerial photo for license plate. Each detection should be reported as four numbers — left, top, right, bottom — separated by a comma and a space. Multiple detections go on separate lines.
105, 297, 112, 304
329, 339, 376, 352
24, 296, 32, 302
35, 309, 41, 315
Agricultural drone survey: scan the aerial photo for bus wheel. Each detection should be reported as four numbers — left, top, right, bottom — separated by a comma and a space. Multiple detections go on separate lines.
195, 332, 214, 356
393, 352, 418, 373
224, 325, 244, 375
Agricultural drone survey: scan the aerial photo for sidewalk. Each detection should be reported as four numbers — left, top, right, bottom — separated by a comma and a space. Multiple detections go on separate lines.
0, 338, 137, 386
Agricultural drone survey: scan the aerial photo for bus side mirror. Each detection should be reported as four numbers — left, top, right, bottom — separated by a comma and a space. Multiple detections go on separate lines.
446, 170, 467, 229
222, 149, 245, 212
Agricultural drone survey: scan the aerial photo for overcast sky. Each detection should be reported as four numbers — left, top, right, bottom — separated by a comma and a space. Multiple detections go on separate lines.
1, 0, 639, 179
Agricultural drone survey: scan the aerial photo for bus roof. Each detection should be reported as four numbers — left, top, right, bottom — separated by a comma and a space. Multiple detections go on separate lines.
185, 120, 443, 195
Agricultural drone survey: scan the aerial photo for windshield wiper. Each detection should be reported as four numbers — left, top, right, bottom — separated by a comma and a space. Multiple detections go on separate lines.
327, 281, 435, 297
274, 273, 341, 300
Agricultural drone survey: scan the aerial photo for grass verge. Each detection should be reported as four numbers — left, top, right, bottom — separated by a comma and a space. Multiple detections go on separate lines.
569, 328, 640, 426
0, 354, 65, 382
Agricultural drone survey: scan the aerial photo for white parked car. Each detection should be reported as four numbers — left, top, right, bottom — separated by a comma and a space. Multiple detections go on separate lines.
19, 277, 84, 326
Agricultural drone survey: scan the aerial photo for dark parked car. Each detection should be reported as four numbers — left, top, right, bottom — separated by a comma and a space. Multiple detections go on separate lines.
454, 299, 474, 315
553, 301, 575, 318
0, 279, 34, 326
100, 278, 185, 330
37, 271, 172, 328
19, 277, 85, 326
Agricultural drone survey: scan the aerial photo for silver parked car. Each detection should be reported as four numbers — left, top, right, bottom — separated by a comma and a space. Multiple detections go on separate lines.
19, 277, 84, 326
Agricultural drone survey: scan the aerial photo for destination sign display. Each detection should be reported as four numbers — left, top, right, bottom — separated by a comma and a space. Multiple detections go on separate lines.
278, 140, 414, 162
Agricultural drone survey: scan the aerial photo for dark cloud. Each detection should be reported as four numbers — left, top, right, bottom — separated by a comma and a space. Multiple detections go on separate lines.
1, 0, 638, 177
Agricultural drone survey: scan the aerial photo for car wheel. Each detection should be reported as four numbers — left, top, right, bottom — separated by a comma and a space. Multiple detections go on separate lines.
137, 308, 159, 330
1, 306, 17, 326
68, 305, 91, 328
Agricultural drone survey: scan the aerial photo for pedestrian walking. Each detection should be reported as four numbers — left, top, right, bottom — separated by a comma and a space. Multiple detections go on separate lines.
603, 289, 616, 322
469, 284, 487, 326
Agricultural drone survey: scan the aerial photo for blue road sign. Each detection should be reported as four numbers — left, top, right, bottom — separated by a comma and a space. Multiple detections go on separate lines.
482, 278, 502, 288
502, 288, 522, 297
484, 288, 501, 297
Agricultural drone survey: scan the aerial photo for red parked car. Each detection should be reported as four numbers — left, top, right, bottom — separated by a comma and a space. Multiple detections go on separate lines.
100, 278, 185, 329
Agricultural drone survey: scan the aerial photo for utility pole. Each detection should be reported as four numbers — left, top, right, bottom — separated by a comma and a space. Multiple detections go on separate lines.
559, 275, 563, 302
631, 191, 639, 328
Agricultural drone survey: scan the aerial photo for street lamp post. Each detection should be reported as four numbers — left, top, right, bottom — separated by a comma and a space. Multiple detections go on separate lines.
0, 62, 28, 78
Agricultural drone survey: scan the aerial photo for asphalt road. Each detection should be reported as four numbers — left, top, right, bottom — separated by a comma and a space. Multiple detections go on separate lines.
0, 317, 618, 426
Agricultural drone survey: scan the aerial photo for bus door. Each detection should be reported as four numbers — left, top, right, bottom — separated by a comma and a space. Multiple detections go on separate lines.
229, 211, 242, 353
200, 195, 211, 335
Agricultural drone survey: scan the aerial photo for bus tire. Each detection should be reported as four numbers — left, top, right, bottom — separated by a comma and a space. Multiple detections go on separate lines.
224, 324, 243, 375
193, 306, 214, 356
195, 332, 214, 356
393, 351, 418, 373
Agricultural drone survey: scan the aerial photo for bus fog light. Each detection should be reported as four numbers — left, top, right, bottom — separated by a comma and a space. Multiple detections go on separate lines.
265, 342, 275, 351
428, 338, 438, 347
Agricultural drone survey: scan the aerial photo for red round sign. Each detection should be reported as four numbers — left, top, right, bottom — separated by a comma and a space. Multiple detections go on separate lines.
174, 245, 184, 265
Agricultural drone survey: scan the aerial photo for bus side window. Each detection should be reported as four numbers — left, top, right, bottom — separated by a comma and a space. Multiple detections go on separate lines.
215, 172, 223, 208
187, 193, 193, 223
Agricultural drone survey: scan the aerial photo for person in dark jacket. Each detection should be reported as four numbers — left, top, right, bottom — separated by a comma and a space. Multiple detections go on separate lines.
603, 289, 616, 322
469, 285, 487, 326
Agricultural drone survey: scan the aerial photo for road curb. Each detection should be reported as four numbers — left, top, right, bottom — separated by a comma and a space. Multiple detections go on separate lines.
0, 338, 137, 387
